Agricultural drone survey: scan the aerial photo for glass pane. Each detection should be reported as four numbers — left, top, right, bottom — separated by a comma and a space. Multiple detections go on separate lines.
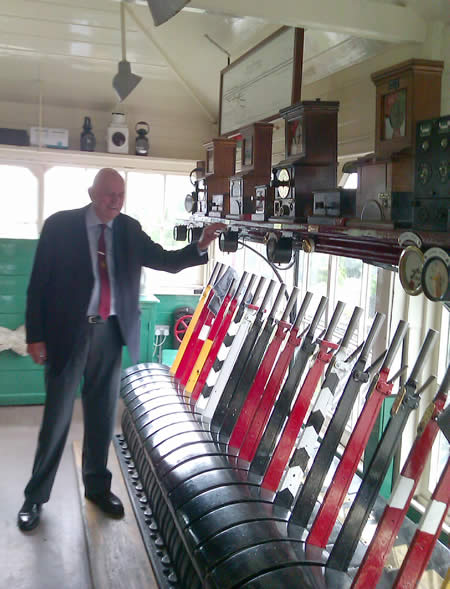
125, 172, 165, 240
44, 166, 99, 219
0, 165, 38, 238
164, 175, 193, 248
335, 256, 363, 331
343, 173, 358, 189
308, 252, 329, 299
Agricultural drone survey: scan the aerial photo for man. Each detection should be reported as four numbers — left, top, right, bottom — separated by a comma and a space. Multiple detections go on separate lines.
18, 167, 224, 531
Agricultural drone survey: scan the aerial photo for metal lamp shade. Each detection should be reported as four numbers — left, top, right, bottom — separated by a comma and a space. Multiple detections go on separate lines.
147, 0, 190, 26
113, 60, 142, 102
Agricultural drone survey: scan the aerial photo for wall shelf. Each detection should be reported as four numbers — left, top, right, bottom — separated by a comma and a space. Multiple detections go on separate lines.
0, 145, 195, 174
185, 215, 449, 267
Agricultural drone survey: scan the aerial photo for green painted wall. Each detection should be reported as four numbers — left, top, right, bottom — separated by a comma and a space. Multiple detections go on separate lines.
363, 395, 396, 499
0, 239, 46, 405
0, 238, 200, 404
149, 294, 199, 363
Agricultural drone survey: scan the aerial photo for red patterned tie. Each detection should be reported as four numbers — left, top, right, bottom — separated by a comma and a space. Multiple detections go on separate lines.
97, 224, 111, 320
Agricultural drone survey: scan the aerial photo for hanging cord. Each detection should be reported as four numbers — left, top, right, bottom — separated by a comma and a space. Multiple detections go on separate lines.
237, 240, 297, 281
238, 240, 284, 284
120, 1, 127, 61
189, 167, 203, 186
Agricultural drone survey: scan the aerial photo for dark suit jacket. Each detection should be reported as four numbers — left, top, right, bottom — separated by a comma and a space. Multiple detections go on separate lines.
26, 206, 207, 373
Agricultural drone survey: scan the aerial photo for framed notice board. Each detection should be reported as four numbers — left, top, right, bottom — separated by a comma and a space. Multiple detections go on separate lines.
219, 27, 304, 136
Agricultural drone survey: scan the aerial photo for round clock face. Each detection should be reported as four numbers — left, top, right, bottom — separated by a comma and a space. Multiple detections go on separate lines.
112, 131, 126, 147
422, 257, 449, 302
277, 168, 291, 198
399, 246, 424, 296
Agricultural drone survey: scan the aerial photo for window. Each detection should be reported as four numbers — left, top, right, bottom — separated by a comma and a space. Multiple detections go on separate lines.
125, 171, 204, 293
44, 166, 99, 220
339, 172, 358, 189
0, 165, 38, 238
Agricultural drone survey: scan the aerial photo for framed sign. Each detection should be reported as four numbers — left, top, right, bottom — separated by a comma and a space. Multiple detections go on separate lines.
219, 27, 304, 136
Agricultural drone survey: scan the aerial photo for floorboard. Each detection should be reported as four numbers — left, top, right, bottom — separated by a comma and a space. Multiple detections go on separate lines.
73, 440, 159, 589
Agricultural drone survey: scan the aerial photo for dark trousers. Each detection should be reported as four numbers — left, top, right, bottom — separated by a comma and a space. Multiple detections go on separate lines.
24, 317, 123, 504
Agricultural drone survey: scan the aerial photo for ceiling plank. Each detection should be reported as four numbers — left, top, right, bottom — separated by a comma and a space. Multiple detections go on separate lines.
188, 0, 427, 44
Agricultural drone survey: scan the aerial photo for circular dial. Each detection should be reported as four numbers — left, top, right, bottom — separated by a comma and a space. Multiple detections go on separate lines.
418, 162, 432, 185
112, 131, 126, 147
422, 256, 449, 302
438, 160, 448, 183
184, 192, 197, 213
399, 246, 424, 296
277, 168, 291, 198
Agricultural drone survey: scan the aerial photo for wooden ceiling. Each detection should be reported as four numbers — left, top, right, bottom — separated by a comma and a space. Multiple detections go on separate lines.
0, 0, 446, 125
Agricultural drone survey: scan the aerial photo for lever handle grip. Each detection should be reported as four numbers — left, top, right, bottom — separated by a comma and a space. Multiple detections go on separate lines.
324, 300, 345, 341
359, 312, 385, 364
307, 296, 328, 338
436, 364, 450, 398
269, 283, 287, 319
234, 271, 249, 300
242, 274, 257, 304
259, 279, 277, 312
209, 261, 223, 285
340, 306, 363, 350
294, 291, 314, 329
408, 329, 438, 384
280, 286, 299, 322
251, 276, 267, 305
382, 320, 408, 372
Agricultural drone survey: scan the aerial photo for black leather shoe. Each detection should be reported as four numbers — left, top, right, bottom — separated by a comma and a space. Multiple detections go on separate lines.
18, 500, 41, 532
85, 491, 124, 517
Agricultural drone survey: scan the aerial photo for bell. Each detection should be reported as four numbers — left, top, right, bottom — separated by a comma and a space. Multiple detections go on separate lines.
147, 0, 190, 26
135, 121, 150, 156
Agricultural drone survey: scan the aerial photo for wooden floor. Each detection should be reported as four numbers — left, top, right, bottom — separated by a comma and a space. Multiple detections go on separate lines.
0, 399, 158, 589
73, 441, 159, 589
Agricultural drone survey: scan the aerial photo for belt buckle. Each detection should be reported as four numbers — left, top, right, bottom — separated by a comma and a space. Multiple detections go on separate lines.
88, 315, 99, 324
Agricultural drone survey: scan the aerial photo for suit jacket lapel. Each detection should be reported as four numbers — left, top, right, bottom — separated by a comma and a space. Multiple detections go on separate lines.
75, 205, 94, 283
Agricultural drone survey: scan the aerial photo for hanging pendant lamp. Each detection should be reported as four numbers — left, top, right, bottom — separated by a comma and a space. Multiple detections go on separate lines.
147, 0, 191, 26
113, 2, 142, 102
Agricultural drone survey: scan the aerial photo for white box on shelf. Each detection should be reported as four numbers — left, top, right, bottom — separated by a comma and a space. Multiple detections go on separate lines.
30, 127, 69, 149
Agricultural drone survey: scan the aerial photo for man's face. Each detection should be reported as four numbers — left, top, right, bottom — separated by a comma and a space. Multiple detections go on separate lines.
89, 172, 125, 223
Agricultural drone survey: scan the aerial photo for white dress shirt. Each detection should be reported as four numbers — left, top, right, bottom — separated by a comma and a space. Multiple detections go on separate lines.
85, 205, 117, 316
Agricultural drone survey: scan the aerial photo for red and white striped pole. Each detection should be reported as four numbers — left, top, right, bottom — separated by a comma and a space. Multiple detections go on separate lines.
352, 365, 449, 588
393, 456, 449, 589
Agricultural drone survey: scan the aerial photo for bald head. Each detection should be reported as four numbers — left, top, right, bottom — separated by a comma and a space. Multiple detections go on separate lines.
89, 167, 125, 223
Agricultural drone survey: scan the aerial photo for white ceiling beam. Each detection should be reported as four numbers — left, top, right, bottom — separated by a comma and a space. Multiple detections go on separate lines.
188, 0, 427, 44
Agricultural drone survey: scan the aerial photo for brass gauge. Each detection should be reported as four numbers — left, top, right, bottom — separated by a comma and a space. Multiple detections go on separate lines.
419, 121, 433, 137
399, 245, 424, 296
438, 160, 448, 183
418, 162, 432, 184
421, 249, 450, 302
276, 168, 291, 198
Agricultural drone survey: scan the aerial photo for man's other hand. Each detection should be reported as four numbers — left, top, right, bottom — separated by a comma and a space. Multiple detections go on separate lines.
27, 342, 47, 365
197, 223, 227, 251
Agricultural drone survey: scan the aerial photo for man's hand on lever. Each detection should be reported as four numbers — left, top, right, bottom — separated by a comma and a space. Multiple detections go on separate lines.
197, 223, 227, 251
